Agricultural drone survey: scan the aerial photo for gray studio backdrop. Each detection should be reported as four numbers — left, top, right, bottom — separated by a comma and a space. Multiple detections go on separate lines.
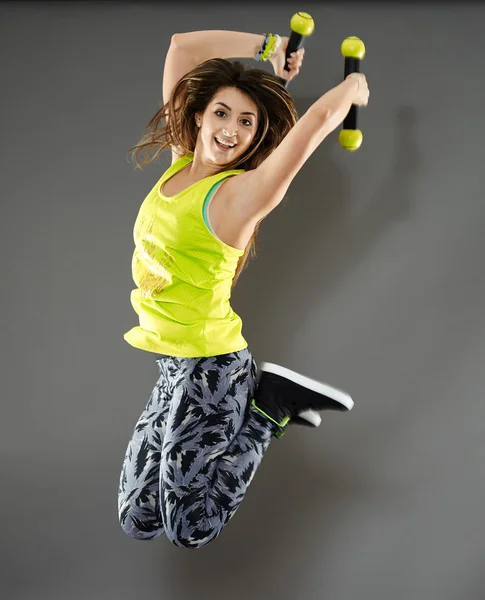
1, 2, 484, 600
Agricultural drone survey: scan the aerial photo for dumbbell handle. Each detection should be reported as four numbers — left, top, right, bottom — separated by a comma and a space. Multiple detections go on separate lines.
343, 57, 360, 129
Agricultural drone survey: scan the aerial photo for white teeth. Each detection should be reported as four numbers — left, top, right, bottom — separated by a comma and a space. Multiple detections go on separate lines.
215, 137, 236, 148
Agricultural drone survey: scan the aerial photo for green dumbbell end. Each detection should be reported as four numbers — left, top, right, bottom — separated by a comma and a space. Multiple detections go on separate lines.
290, 12, 315, 36
339, 129, 363, 151
341, 36, 366, 59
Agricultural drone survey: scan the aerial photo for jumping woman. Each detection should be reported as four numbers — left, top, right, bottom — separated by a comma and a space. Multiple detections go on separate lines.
118, 28, 370, 549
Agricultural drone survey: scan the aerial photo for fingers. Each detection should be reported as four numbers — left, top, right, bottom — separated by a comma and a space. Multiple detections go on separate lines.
287, 47, 305, 67
287, 47, 304, 79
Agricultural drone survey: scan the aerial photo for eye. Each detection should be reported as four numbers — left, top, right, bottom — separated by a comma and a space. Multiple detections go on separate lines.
215, 110, 252, 127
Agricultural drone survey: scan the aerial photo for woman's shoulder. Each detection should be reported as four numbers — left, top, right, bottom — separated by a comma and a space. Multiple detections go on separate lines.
170, 150, 193, 168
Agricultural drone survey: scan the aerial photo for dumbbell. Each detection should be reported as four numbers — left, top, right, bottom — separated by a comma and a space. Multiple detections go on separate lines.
339, 36, 366, 151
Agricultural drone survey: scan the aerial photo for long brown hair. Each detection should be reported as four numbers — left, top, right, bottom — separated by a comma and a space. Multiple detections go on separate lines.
129, 58, 298, 285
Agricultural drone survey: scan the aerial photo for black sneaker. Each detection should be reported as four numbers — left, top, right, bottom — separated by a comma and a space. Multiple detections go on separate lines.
252, 362, 354, 436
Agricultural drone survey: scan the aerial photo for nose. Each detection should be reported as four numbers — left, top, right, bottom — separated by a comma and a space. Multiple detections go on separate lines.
222, 128, 238, 138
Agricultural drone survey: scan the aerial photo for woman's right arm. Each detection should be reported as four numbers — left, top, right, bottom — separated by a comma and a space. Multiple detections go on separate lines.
163, 32, 266, 106
230, 73, 369, 224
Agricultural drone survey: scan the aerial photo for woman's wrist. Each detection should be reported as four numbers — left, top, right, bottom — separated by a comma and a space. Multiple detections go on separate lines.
254, 33, 282, 62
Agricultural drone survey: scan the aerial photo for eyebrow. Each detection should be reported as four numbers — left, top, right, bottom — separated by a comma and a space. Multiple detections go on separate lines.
215, 102, 256, 118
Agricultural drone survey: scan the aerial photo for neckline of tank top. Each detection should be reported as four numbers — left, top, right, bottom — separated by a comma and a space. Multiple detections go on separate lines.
158, 155, 244, 201
158, 156, 195, 200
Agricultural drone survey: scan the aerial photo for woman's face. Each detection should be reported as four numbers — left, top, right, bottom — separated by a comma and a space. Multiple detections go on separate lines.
195, 86, 259, 166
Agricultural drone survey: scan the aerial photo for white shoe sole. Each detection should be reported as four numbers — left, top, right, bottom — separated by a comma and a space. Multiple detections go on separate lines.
296, 409, 323, 427
259, 362, 354, 411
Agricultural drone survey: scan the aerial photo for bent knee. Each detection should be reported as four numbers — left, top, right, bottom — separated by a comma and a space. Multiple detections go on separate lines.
165, 524, 220, 549
118, 507, 163, 541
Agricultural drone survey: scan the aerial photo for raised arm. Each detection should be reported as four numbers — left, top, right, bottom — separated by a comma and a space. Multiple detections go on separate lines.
231, 73, 369, 223
163, 31, 266, 106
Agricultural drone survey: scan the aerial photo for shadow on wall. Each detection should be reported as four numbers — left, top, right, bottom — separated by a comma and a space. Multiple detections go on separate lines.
154, 103, 421, 599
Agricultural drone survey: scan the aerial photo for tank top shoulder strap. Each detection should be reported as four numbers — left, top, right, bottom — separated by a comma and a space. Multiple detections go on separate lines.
159, 154, 194, 185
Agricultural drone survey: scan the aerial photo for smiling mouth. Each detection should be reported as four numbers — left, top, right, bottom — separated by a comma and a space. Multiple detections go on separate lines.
214, 136, 237, 149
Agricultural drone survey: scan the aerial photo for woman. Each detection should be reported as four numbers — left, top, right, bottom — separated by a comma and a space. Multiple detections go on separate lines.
118, 29, 370, 549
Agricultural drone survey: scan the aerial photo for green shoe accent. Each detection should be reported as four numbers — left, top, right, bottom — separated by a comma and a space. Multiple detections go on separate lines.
274, 427, 287, 439
251, 399, 290, 434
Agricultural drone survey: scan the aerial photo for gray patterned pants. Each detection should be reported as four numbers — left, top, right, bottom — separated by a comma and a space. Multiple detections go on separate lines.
118, 347, 276, 549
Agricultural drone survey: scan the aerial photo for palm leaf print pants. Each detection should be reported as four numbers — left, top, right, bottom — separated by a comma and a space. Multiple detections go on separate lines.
118, 348, 276, 549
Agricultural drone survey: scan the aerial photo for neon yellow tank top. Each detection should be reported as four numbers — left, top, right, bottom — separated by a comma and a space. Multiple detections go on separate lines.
123, 154, 248, 358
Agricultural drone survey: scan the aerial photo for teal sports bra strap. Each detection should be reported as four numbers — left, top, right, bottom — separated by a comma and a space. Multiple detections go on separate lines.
202, 177, 231, 233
